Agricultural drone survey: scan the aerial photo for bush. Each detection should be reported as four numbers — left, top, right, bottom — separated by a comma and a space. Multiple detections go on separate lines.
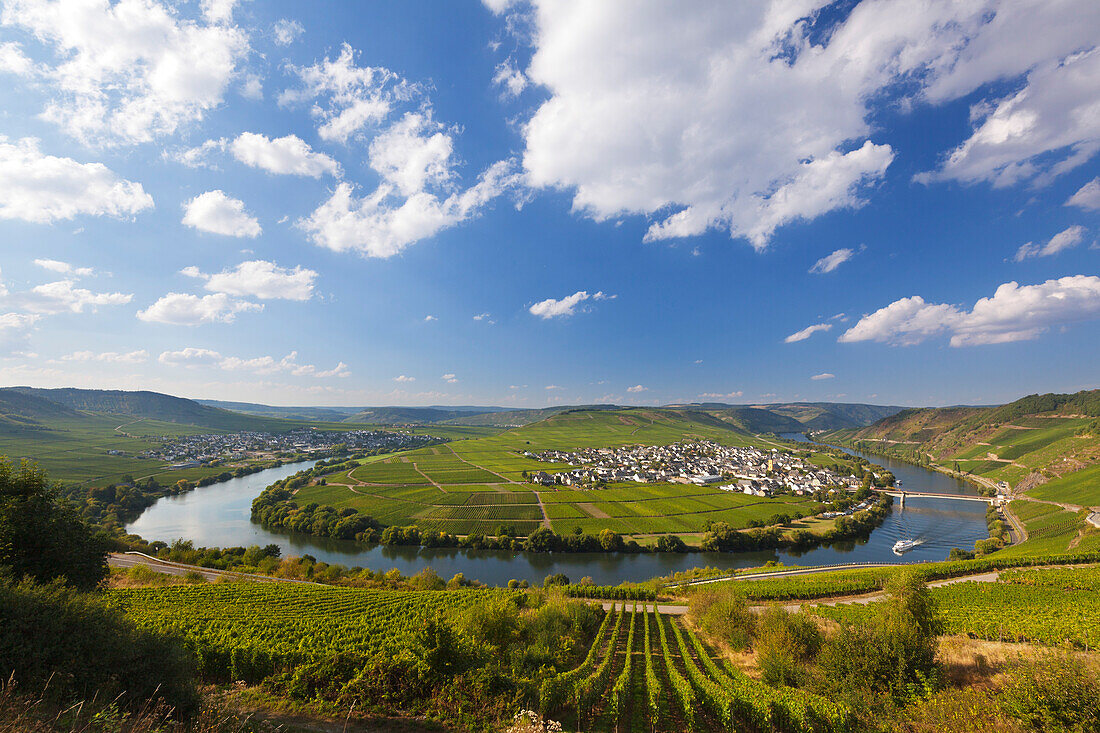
0, 576, 198, 715
755, 606, 821, 688
689, 588, 755, 651
998, 654, 1100, 732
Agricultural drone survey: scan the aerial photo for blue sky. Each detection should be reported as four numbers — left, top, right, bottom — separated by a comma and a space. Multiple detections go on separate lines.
0, 0, 1098, 408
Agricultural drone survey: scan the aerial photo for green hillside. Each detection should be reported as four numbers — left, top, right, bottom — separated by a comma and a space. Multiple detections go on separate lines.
824, 389, 1100, 514
760, 402, 908, 430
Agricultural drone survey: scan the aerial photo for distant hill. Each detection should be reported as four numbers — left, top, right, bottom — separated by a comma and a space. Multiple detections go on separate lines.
447, 404, 619, 427
665, 401, 907, 431
197, 399, 356, 422
6, 387, 297, 432
0, 388, 81, 431
702, 406, 805, 434
823, 389, 1100, 504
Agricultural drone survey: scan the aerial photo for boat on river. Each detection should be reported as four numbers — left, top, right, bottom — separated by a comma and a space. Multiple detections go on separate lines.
892, 538, 925, 554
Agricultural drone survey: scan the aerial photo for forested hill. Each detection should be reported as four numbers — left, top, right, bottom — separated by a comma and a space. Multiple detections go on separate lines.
3, 387, 298, 432
823, 390, 1100, 504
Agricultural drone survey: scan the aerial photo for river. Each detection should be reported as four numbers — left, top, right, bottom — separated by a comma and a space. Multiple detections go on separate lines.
125, 440, 989, 587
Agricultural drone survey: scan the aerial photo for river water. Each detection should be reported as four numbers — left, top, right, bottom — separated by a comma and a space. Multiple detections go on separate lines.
125, 437, 989, 586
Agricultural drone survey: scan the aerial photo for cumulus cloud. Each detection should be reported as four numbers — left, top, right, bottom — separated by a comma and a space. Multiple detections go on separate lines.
0, 312, 38, 355
922, 48, 1100, 188
1, 0, 249, 145
34, 259, 93, 277
840, 276, 1100, 347
299, 158, 519, 258
0, 137, 153, 223
17, 280, 131, 314
137, 292, 261, 325
1066, 178, 1100, 211
699, 391, 743, 400
182, 190, 261, 238
1014, 225, 1087, 261
442, 373, 458, 383
493, 58, 527, 98
508, 0, 1100, 248
626, 384, 647, 393
182, 260, 317, 301
61, 349, 147, 364
280, 42, 407, 143
529, 289, 613, 319
369, 112, 454, 196
424, 315, 437, 322
473, 312, 493, 322
229, 132, 340, 178
273, 18, 304, 46
157, 347, 348, 377
810, 247, 860, 274
393, 374, 415, 382
785, 323, 832, 343
810, 373, 835, 381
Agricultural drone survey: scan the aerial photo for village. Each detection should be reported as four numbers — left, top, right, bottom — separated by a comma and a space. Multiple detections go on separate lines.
128, 428, 435, 469
525, 440, 869, 498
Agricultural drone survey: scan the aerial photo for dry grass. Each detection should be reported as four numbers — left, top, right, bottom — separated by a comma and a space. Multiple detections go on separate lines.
107, 567, 207, 589
936, 634, 1100, 688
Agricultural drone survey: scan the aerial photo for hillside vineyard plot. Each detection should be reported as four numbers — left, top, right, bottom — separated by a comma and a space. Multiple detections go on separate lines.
104, 583, 519, 682
539, 604, 851, 732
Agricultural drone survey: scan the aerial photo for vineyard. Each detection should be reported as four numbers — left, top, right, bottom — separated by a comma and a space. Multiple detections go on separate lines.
103, 583, 519, 682
540, 603, 852, 732
812, 564, 1100, 649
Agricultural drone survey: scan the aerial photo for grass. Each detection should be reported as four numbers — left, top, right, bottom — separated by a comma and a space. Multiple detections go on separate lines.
1027, 464, 1100, 507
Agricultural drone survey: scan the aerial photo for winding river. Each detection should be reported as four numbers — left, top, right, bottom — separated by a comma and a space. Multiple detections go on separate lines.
125, 437, 989, 586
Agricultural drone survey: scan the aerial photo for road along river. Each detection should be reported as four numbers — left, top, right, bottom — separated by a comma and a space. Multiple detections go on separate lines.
126, 441, 989, 586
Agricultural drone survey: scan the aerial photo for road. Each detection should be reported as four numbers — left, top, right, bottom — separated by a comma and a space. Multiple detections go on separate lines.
108, 552, 321, 585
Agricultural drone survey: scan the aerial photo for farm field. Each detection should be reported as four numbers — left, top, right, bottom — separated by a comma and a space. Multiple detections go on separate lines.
994, 500, 1086, 557
104, 582, 519, 681
540, 603, 851, 732
812, 564, 1100, 648
294, 410, 829, 536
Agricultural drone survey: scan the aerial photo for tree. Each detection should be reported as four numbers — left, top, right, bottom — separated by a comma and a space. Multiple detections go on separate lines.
0, 458, 108, 590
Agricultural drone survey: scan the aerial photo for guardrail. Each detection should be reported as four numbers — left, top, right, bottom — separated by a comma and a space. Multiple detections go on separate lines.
665, 559, 941, 587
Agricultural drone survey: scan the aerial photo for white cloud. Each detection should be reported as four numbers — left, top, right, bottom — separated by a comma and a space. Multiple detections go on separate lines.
200, 0, 237, 24
473, 312, 493, 322
369, 112, 454, 196
299, 158, 519, 258
544, 384, 563, 390
240, 73, 262, 100
1067, 178, 1100, 211
182, 190, 261, 238
424, 315, 437, 322
784, 323, 832, 343
137, 292, 261, 325
1014, 225, 1087, 261
923, 48, 1100, 188
61, 349, 147, 364
393, 374, 415, 382
167, 138, 227, 169
280, 42, 405, 143
0, 312, 38, 355
157, 347, 348, 378
0, 41, 35, 75
809, 247, 859, 274
493, 58, 527, 98
229, 132, 340, 178
512, 0, 1100, 248
699, 391, 743, 400
529, 289, 613, 319
626, 384, 647, 393
273, 18, 304, 46
33, 259, 93, 277
1, 0, 249, 145
442, 373, 458, 383
18, 280, 131, 314
810, 373, 835, 381
182, 260, 317, 301
840, 276, 1100, 347
0, 137, 153, 223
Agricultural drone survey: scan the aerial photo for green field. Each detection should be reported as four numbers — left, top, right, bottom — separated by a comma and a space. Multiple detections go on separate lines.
283, 407, 831, 534
1027, 464, 1100, 507
812, 564, 1100, 648
294, 409, 829, 537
